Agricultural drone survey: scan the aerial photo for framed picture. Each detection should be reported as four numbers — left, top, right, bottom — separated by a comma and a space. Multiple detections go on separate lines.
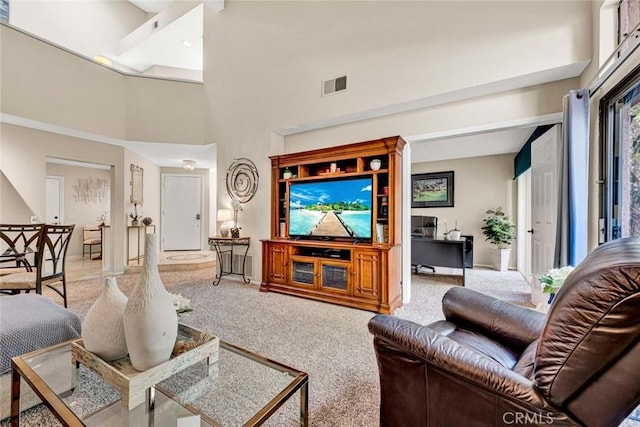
411, 171, 454, 208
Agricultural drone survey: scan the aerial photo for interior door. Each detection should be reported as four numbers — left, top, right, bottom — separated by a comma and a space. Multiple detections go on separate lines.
516, 169, 532, 282
162, 175, 203, 251
531, 125, 561, 305
45, 176, 63, 224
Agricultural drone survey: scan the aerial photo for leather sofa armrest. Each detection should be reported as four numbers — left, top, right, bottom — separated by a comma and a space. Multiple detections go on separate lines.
442, 287, 545, 352
368, 314, 550, 409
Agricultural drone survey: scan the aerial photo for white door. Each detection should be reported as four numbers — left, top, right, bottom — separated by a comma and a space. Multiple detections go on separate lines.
516, 169, 532, 282
531, 125, 561, 305
45, 176, 64, 224
162, 175, 203, 251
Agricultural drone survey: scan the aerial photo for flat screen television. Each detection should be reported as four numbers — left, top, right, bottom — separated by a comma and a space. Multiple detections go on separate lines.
288, 177, 373, 240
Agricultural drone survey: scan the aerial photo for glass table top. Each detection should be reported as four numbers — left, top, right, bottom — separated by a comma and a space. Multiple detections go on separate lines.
14, 337, 307, 426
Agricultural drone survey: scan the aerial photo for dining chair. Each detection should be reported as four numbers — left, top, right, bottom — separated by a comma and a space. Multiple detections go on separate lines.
0, 223, 45, 277
82, 225, 102, 259
0, 224, 75, 307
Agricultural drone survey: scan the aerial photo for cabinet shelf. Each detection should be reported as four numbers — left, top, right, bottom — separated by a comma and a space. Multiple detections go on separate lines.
278, 169, 388, 183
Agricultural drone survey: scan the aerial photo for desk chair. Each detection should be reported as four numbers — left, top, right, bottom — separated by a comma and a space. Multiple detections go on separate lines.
0, 224, 44, 277
411, 216, 437, 273
411, 215, 438, 238
0, 224, 75, 307
82, 225, 102, 259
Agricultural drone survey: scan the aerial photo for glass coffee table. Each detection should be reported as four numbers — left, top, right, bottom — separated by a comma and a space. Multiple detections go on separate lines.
10, 339, 308, 426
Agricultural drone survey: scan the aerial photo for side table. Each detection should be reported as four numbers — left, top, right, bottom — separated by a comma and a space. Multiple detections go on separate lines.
208, 236, 251, 285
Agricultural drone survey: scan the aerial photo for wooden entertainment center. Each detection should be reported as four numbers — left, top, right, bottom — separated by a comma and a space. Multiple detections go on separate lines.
260, 136, 405, 314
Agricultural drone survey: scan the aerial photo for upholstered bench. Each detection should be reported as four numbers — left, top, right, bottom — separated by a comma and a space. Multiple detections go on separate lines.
0, 294, 81, 419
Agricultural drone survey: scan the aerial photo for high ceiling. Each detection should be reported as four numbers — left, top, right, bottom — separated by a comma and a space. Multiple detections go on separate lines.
111, 3, 203, 74
5, 0, 571, 166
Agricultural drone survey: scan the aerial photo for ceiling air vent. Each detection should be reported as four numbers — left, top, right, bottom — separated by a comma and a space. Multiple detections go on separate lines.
322, 75, 348, 97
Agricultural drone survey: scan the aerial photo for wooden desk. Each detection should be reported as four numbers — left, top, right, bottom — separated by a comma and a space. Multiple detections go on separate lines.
411, 237, 470, 285
127, 225, 156, 265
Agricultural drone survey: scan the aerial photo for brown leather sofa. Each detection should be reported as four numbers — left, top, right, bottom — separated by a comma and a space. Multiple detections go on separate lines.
369, 237, 640, 427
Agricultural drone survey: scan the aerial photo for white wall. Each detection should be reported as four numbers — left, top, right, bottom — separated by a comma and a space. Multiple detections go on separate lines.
0, 26, 206, 271
206, 1, 592, 138
45, 163, 111, 257
0, 124, 127, 272
0, 25, 206, 145
124, 148, 161, 259
9, 0, 147, 64
204, 1, 592, 282
579, 1, 640, 250
285, 79, 578, 153
0, 171, 33, 223
1, 1, 597, 283
411, 154, 517, 269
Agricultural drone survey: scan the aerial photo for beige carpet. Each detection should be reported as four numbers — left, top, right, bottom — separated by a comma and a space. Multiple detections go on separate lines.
3, 267, 639, 426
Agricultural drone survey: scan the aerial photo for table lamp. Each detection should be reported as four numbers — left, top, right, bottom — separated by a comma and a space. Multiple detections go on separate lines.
217, 209, 233, 237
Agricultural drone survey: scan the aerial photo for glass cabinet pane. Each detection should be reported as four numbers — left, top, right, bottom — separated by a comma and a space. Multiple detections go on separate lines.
321, 264, 347, 290
292, 260, 314, 285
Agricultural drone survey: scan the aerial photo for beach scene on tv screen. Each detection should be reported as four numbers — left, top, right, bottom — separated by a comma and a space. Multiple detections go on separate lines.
289, 178, 372, 238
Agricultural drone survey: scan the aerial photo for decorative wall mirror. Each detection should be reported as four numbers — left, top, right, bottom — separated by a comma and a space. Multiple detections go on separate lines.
130, 164, 143, 205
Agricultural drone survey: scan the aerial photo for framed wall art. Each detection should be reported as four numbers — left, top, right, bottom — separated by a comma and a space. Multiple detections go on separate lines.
411, 171, 454, 208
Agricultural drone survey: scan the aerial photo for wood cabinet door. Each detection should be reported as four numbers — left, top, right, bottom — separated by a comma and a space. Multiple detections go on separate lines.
318, 260, 351, 294
353, 250, 380, 299
269, 244, 288, 284
290, 256, 317, 288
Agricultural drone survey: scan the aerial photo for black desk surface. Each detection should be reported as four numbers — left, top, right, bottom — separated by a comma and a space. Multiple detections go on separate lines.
411, 237, 471, 285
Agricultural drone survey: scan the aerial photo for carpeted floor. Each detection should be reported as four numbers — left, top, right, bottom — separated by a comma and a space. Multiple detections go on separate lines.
3, 267, 639, 426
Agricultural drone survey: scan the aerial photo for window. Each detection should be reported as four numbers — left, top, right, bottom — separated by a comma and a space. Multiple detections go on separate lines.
618, 0, 640, 55
601, 67, 640, 240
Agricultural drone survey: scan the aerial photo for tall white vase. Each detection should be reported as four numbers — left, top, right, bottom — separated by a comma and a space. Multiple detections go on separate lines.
124, 234, 178, 371
492, 248, 511, 272
82, 277, 128, 361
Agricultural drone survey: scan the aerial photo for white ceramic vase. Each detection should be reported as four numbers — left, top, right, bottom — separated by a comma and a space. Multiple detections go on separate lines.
82, 277, 128, 361
449, 230, 462, 241
124, 234, 178, 371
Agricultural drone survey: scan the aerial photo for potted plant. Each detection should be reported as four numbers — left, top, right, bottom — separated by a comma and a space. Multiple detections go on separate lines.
449, 220, 461, 241
539, 266, 575, 304
129, 203, 141, 226
481, 207, 516, 271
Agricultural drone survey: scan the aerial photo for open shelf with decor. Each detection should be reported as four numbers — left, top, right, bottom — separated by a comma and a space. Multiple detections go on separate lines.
261, 136, 405, 314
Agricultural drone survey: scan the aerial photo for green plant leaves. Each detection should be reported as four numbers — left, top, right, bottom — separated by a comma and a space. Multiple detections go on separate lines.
481, 206, 516, 248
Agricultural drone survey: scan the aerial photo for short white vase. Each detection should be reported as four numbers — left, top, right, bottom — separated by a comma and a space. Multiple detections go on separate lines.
449, 230, 462, 241
124, 234, 178, 371
82, 277, 129, 361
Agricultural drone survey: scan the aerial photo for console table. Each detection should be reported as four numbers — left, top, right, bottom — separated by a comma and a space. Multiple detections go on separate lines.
411, 236, 472, 285
127, 225, 156, 265
208, 236, 251, 285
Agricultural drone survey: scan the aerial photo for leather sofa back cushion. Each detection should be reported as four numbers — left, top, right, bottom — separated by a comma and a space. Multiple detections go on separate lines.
535, 238, 640, 406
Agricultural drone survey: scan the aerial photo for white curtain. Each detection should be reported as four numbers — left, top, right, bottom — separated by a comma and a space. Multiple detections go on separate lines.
555, 89, 590, 267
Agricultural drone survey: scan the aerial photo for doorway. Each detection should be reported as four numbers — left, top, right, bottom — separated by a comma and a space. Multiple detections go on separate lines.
529, 125, 562, 305
45, 176, 64, 224
161, 174, 203, 251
